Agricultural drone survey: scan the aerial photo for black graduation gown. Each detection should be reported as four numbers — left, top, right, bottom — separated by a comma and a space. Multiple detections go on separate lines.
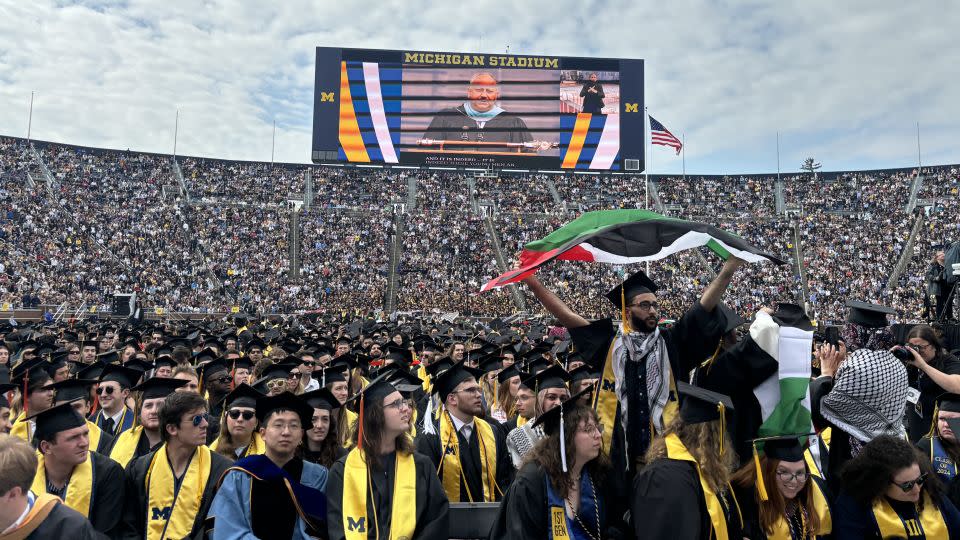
488, 461, 630, 540
632, 458, 743, 540
423, 105, 534, 149
18, 498, 108, 540
325, 451, 450, 540
93, 429, 115, 456
116, 448, 232, 540
80, 451, 125, 536
414, 418, 513, 502
569, 301, 726, 472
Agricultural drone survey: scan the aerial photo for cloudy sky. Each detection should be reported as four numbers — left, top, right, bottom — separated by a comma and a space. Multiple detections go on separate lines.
1, 0, 957, 174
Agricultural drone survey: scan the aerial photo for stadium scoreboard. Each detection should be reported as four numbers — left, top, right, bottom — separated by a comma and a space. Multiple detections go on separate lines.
312, 47, 644, 172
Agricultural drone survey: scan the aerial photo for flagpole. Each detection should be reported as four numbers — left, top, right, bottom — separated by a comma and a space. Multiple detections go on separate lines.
27, 91, 34, 143
682, 132, 686, 179
776, 131, 781, 181
916, 122, 922, 172
271, 119, 276, 165
645, 107, 650, 277
173, 109, 179, 158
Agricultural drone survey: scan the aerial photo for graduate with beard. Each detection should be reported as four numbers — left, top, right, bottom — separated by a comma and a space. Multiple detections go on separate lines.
118, 391, 231, 540
28, 401, 125, 536
521, 261, 744, 477
326, 373, 449, 540
0, 434, 106, 540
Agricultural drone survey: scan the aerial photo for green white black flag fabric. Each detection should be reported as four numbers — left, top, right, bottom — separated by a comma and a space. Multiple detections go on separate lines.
481, 209, 785, 291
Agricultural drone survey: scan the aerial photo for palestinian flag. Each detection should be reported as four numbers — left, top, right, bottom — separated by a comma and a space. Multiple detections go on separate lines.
481, 209, 785, 291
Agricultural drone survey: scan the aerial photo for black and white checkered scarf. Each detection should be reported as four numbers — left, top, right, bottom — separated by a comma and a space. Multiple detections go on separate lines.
821, 349, 908, 444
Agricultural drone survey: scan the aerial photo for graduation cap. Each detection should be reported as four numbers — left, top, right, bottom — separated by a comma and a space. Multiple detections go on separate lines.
532, 386, 595, 472
123, 358, 155, 373
197, 357, 230, 381
51, 379, 98, 403
374, 364, 423, 397
27, 400, 87, 442
259, 361, 299, 382
496, 364, 524, 384
845, 300, 896, 328
606, 270, 659, 307
477, 353, 503, 374
154, 355, 177, 370
227, 355, 254, 372
717, 304, 749, 335
748, 433, 816, 501
221, 383, 263, 410
432, 361, 483, 402
96, 350, 121, 365
349, 371, 401, 414
520, 365, 570, 394
11, 357, 51, 393
99, 364, 141, 389
76, 362, 108, 381
382, 345, 413, 368
244, 338, 267, 353
45, 351, 71, 378
568, 364, 599, 384
166, 337, 192, 351
770, 303, 814, 332
425, 357, 455, 380
132, 377, 190, 400
314, 364, 346, 387
193, 347, 219, 365
256, 391, 314, 426
677, 382, 734, 425
0, 382, 16, 408
302, 388, 341, 411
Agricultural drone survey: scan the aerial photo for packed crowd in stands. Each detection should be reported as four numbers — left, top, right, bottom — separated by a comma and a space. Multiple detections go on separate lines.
2, 134, 958, 324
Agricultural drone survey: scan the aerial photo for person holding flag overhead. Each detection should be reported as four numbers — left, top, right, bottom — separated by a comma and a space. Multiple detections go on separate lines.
118, 390, 231, 540
631, 382, 744, 539
209, 392, 328, 539
522, 258, 744, 475
109, 378, 189, 468
325, 373, 449, 540
415, 361, 512, 502
731, 434, 833, 539
28, 400, 125, 536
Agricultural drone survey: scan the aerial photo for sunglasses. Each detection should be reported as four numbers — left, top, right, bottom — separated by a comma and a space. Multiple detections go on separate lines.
227, 409, 255, 421
189, 413, 213, 427
266, 379, 288, 390
892, 473, 927, 492
212, 376, 232, 384
287, 372, 302, 379
69, 350, 80, 354
97, 386, 117, 395
300, 361, 316, 367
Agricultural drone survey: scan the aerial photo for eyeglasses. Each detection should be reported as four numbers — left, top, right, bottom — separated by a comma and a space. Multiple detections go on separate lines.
911, 343, 932, 352
892, 473, 927, 492
189, 413, 212, 427
384, 397, 412, 411
456, 387, 483, 396
628, 301, 659, 311
579, 423, 605, 435
97, 386, 116, 396
776, 470, 808, 483
267, 421, 302, 432
212, 376, 233, 384
227, 409, 255, 421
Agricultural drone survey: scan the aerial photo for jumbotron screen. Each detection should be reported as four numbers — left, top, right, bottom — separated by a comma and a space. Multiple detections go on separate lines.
311, 47, 644, 171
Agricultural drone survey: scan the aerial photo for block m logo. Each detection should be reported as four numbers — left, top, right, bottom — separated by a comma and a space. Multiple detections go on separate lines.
151, 506, 172, 521
347, 516, 366, 532
320, 91, 335, 102
624, 103, 639, 113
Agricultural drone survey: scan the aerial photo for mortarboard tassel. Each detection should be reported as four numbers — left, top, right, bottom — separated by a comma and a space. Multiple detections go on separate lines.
753, 442, 769, 502
357, 392, 365, 460
927, 402, 941, 439
620, 286, 632, 334
22, 370, 29, 415
717, 402, 725, 457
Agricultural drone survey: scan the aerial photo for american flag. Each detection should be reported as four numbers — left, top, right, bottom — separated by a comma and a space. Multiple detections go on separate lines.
649, 115, 683, 155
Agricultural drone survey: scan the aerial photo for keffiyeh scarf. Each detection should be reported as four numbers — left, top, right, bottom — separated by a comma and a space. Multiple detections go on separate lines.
613, 326, 672, 459
821, 349, 908, 444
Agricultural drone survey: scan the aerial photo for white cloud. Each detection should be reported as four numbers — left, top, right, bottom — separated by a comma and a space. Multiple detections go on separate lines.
0, 0, 957, 173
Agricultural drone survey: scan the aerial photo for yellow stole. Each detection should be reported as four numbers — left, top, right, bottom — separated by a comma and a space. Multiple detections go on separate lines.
145, 444, 212, 540
418, 364, 432, 393
767, 478, 832, 539
438, 412, 499, 502
593, 338, 678, 452
665, 433, 741, 540
873, 492, 948, 539
31, 452, 94, 518
209, 432, 265, 458
111, 426, 145, 469
342, 448, 416, 540
3, 493, 61, 540
517, 415, 529, 427
10, 411, 32, 442
341, 408, 359, 448
86, 421, 103, 453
